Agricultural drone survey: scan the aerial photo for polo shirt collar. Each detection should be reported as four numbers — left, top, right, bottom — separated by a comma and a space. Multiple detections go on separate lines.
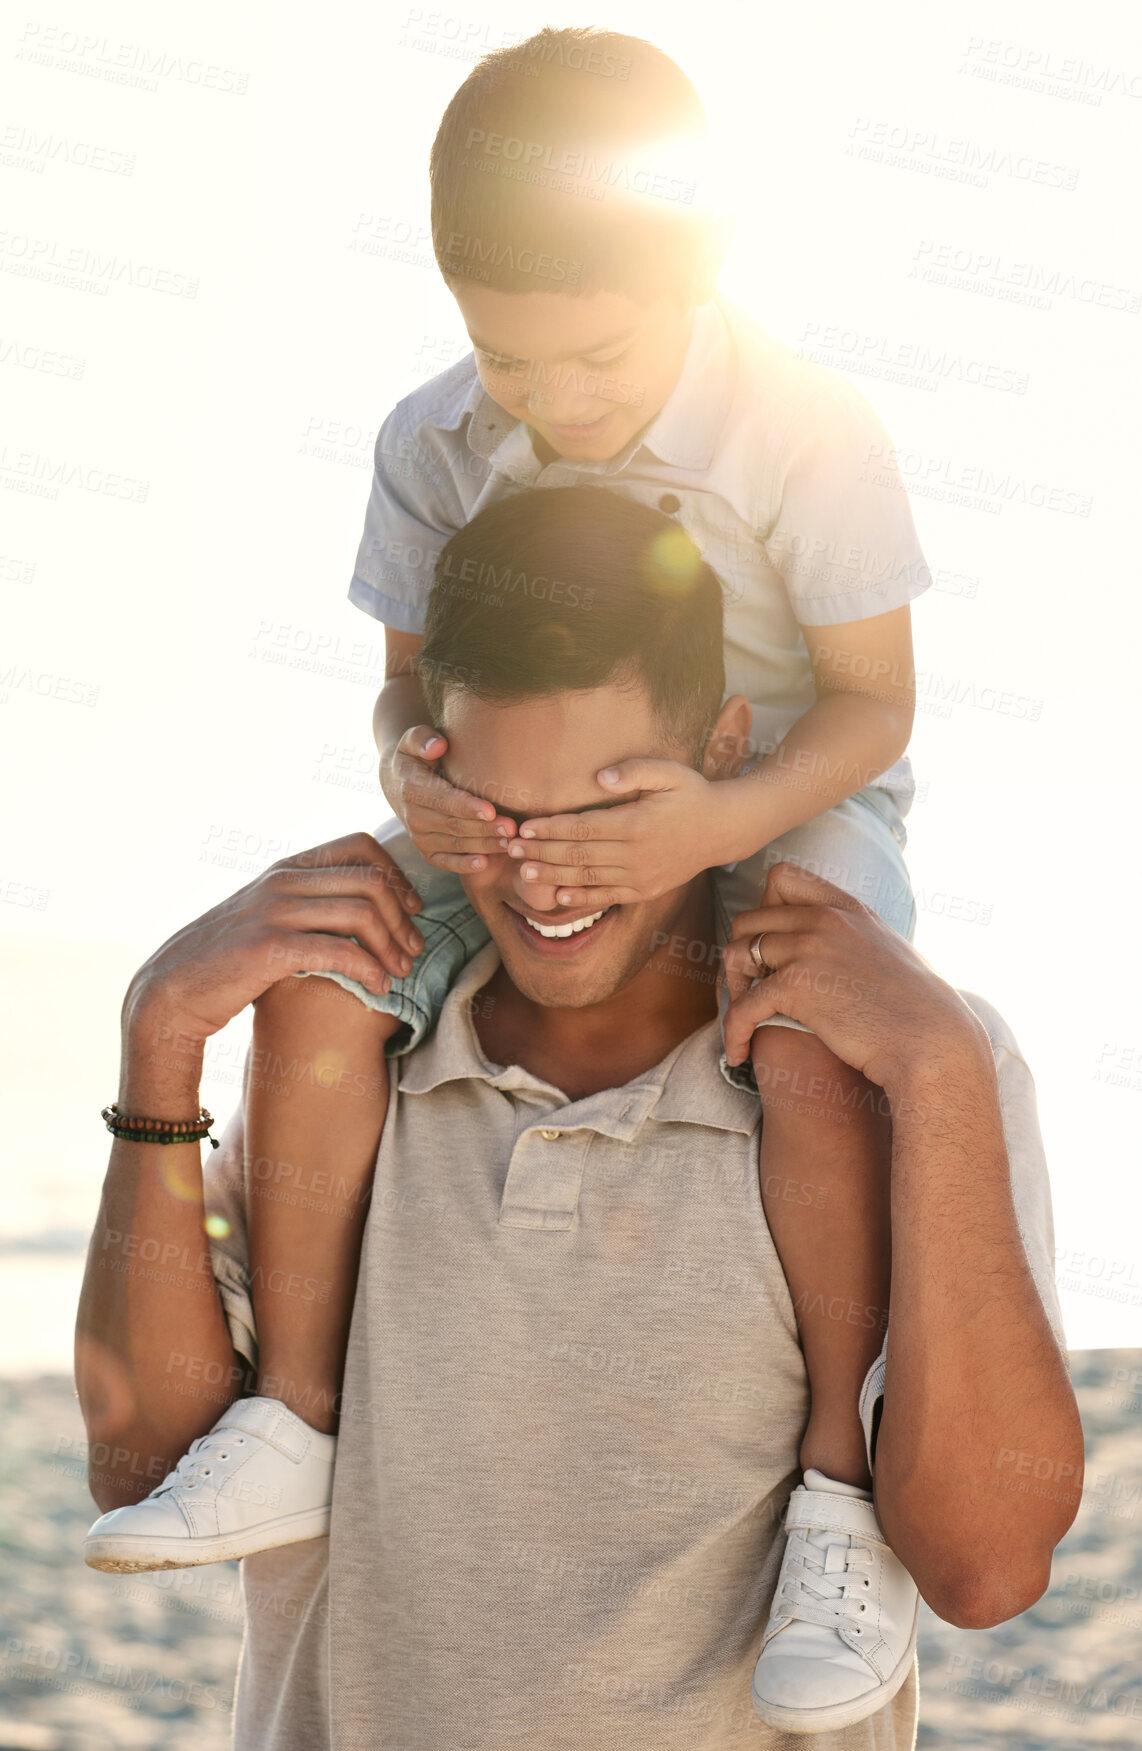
635, 297, 735, 472
462, 297, 736, 478
397, 934, 758, 1138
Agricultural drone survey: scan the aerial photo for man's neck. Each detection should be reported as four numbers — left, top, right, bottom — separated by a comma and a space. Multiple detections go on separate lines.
474, 879, 720, 1102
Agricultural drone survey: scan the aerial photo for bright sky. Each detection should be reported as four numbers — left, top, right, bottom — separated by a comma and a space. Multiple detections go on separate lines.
2, 0, 1140, 1351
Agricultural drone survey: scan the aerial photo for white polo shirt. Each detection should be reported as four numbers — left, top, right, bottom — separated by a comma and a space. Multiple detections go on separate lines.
348, 295, 932, 803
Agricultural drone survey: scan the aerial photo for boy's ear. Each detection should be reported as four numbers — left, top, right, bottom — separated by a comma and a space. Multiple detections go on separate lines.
702, 694, 752, 781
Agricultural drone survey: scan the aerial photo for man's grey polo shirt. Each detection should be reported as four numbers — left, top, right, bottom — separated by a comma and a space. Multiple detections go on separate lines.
207, 950, 1064, 1750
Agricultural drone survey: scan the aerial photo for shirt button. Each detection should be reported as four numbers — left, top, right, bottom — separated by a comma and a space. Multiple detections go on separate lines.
539, 1128, 562, 1141
658, 493, 681, 513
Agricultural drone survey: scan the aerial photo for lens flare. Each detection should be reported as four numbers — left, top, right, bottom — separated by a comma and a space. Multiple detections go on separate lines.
644, 525, 703, 594
160, 1153, 205, 1202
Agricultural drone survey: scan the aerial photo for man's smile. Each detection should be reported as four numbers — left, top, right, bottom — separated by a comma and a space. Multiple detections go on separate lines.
505, 901, 617, 957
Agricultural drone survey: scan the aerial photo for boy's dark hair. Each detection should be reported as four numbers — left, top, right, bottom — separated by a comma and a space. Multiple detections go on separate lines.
430, 27, 712, 304
418, 486, 725, 758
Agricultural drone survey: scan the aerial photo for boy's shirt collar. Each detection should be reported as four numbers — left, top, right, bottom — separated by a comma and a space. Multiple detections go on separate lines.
463, 297, 736, 480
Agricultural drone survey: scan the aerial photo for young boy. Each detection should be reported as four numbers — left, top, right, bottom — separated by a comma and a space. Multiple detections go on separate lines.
85, 26, 929, 1735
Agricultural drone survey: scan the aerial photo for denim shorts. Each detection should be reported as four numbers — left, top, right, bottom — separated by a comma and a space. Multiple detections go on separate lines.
293, 787, 914, 1049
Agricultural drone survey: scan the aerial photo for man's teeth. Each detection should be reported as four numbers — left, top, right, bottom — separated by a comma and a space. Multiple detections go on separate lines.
524, 908, 607, 940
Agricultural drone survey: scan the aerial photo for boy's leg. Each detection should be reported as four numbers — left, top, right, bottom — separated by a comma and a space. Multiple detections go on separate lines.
721, 785, 914, 1485
751, 1024, 891, 1489
245, 974, 397, 1435
291, 820, 489, 1055
82, 972, 399, 1572
741, 792, 921, 1731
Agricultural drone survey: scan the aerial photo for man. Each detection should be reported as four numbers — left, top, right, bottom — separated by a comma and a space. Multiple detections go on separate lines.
76, 494, 1081, 1749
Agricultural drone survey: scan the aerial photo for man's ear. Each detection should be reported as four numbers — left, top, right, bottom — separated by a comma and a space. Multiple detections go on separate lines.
701, 695, 753, 781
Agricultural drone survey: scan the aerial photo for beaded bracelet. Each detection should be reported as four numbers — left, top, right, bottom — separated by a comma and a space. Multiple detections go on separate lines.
101, 1103, 220, 1149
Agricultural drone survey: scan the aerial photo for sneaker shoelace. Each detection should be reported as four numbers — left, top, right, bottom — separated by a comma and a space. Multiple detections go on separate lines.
151, 1428, 248, 1497
776, 1526, 875, 1637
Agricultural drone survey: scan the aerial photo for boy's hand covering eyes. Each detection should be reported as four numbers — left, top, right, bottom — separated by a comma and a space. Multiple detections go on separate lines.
508, 759, 721, 908
391, 725, 520, 873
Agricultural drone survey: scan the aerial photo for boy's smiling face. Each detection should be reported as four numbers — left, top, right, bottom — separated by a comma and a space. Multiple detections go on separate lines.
448, 280, 696, 464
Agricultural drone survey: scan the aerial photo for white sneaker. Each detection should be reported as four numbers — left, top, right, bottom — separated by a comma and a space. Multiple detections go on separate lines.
83, 1397, 336, 1573
751, 1469, 920, 1734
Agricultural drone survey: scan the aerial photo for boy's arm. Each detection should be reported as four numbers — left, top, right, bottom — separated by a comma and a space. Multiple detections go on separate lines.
717, 601, 916, 848
352, 401, 518, 871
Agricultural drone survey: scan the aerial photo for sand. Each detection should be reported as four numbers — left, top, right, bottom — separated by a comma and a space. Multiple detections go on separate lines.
1, 1351, 1138, 1748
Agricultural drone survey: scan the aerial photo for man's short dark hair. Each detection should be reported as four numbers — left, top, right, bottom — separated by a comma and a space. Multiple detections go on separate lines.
419, 486, 726, 758
429, 27, 712, 304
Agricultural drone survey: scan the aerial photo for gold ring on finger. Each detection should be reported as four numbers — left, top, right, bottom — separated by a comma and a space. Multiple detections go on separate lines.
749, 932, 770, 973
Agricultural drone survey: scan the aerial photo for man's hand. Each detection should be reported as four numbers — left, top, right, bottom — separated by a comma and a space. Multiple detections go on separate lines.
385, 725, 521, 872
722, 862, 991, 1095
123, 833, 425, 1049
507, 759, 724, 908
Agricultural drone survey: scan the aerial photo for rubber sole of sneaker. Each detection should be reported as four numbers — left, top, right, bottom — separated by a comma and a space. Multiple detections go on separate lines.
82, 1506, 332, 1573
750, 1602, 919, 1734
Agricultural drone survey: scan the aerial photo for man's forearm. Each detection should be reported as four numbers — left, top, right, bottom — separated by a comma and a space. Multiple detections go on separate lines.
75, 1006, 243, 1509
873, 1032, 1083, 1627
